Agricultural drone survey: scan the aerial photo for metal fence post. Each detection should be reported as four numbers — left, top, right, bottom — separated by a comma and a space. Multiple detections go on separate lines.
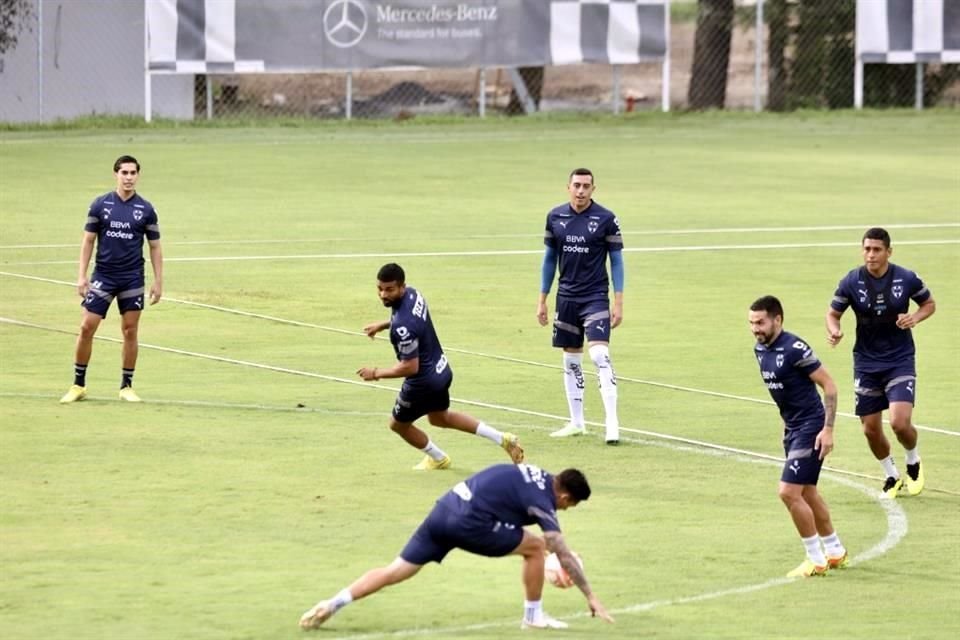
754, 0, 764, 112
345, 71, 353, 120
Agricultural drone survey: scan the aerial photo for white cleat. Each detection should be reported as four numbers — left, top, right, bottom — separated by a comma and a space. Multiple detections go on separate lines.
521, 612, 569, 630
299, 600, 334, 630
550, 423, 586, 438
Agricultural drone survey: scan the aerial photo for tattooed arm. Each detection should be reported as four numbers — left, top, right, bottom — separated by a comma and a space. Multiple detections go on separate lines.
544, 531, 614, 623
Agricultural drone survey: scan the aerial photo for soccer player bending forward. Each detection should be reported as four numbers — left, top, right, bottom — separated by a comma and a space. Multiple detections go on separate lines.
750, 296, 849, 578
299, 463, 614, 630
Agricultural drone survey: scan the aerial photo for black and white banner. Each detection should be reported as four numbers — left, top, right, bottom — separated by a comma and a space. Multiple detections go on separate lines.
857, 0, 960, 63
146, 0, 668, 73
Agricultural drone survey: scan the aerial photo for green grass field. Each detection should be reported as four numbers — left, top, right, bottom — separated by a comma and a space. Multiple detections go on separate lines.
1, 111, 958, 639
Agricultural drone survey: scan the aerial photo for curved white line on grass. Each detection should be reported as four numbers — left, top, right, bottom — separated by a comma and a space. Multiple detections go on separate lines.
0, 288, 955, 437
3, 238, 958, 266
2, 222, 956, 249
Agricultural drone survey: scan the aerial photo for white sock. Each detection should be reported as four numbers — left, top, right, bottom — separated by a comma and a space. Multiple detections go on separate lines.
330, 588, 353, 613
562, 352, 585, 427
475, 422, 503, 445
820, 532, 845, 558
802, 534, 827, 566
881, 455, 899, 479
523, 599, 543, 623
588, 344, 618, 427
422, 439, 448, 461
905, 447, 920, 465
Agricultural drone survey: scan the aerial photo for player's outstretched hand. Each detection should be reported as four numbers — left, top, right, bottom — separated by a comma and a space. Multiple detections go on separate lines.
587, 594, 614, 623
826, 330, 843, 347
363, 322, 384, 338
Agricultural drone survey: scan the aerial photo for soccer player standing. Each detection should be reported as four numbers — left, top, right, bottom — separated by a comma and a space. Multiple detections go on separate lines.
299, 463, 614, 630
749, 296, 848, 577
60, 155, 163, 404
826, 228, 935, 497
358, 263, 524, 470
537, 168, 624, 444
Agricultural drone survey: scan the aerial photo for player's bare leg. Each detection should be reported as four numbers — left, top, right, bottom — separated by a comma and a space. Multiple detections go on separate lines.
889, 401, 923, 495
61, 310, 101, 403
427, 411, 524, 463
392, 420, 451, 470
780, 482, 827, 577
300, 558, 422, 630
804, 485, 848, 568
511, 531, 567, 629
120, 310, 141, 371
862, 413, 903, 496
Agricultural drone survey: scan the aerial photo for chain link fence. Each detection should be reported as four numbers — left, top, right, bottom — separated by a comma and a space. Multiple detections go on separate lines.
1, 0, 957, 123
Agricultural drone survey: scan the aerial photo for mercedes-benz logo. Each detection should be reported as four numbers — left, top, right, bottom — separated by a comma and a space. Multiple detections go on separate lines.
323, 0, 368, 49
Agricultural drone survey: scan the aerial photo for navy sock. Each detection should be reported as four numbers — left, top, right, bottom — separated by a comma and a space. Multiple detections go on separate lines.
74, 363, 88, 387
121, 368, 134, 389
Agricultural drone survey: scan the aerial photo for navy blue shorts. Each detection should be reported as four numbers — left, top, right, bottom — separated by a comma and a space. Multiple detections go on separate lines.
392, 371, 453, 424
552, 297, 611, 349
780, 428, 824, 485
82, 271, 145, 318
854, 365, 917, 416
400, 495, 523, 565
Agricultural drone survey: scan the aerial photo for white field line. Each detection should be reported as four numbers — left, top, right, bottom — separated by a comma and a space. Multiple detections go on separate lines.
1, 222, 957, 250
3, 314, 958, 498
3, 238, 959, 266
0, 392, 383, 416
1, 271, 956, 437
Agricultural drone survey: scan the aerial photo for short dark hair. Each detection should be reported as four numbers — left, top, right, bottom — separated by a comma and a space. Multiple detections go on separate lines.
568, 168, 594, 183
114, 155, 140, 172
377, 263, 405, 284
557, 468, 591, 502
750, 295, 784, 321
862, 227, 891, 248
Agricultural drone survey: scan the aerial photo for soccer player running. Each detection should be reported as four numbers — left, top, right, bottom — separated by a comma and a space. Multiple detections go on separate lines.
749, 296, 848, 578
60, 155, 163, 404
299, 463, 614, 630
537, 168, 624, 444
826, 228, 936, 497
358, 263, 523, 470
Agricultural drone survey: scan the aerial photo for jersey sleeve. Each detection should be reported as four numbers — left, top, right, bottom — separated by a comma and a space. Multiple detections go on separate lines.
391, 316, 421, 362
526, 491, 561, 533
145, 205, 161, 241
830, 273, 853, 312
84, 197, 102, 233
789, 339, 822, 377
908, 270, 931, 305
543, 213, 556, 248
605, 214, 624, 251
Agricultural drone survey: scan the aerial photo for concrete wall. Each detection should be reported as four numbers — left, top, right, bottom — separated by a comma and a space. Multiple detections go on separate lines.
0, 0, 193, 123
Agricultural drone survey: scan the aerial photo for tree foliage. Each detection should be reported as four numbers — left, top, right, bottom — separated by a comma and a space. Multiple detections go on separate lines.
0, 0, 35, 57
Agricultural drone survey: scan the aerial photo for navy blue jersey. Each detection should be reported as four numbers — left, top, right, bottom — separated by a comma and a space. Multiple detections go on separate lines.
85, 192, 160, 275
544, 201, 623, 301
437, 463, 561, 533
830, 265, 931, 372
390, 286, 450, 389
754, 330, 825, 430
